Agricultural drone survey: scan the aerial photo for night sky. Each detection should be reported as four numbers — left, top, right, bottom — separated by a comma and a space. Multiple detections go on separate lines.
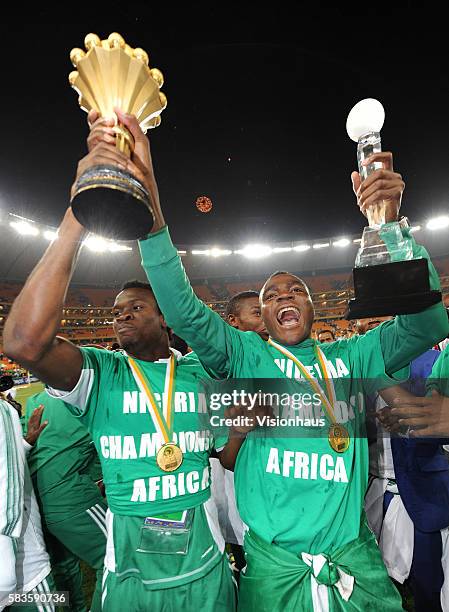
1, 7, 448, 248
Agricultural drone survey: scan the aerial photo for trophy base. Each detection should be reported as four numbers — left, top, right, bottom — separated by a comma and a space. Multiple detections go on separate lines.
71, 165, 154, 240
345, 258, 442, 320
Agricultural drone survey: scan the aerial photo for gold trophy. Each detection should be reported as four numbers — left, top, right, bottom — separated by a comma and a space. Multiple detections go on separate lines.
69, 32, 167, 239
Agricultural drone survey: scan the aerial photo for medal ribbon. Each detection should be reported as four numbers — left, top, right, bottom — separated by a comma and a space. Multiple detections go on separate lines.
127, 354, 176, 443
267, 338, 338, 425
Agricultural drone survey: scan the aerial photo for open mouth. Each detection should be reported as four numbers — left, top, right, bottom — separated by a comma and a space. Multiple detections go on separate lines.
276, 306, 301, 328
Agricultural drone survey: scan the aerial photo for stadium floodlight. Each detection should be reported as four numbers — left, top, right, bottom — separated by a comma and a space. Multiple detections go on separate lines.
353, 238, 362, 243
273, 247, 293, 253
410, 225, 421, 233
83, 234, 133, 253
191, 250, 209, 255
293, 244, 310, 252
333, 238, 350, 247
209, 248, 232, 257
236, 244, 272, 259
10, 220, 39, 236
177, 250, 187, 255
44, 230, 58, 241
426, 216, 449, 231
313, 242, 330, 249
83, 235, 108, 253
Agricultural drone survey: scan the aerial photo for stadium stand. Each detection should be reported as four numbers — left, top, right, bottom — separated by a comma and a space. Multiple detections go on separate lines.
1, 221, 448, 377
1, 267, 449, 367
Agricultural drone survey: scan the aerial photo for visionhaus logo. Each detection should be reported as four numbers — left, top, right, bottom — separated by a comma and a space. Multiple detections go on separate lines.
209, 413, 326, 429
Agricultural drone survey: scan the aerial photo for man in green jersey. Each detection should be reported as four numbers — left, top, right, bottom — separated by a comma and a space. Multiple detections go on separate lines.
68, 109, 449, 610
23, 391, 107, 612
3, 134, 235, 609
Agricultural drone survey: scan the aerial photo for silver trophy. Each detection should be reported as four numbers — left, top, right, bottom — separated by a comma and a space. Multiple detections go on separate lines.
347, 99, 413, 267
345, 98, 439, 319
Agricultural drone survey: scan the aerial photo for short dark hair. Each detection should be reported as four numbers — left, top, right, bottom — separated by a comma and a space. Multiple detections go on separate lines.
263, 271, 310, 294
121, 279, 153, 292
119, 280, 161, 314
0, 375, 14, 393
225, 291, 260, 318
268, 270, 290, 277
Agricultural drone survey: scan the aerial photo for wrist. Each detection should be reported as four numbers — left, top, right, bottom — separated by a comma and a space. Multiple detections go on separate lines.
384, 209, 400, 223
150, 210, 166, 234
62, 208, 88, 241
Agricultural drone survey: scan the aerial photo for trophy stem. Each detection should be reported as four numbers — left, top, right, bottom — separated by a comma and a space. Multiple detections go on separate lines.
113, 124, 134, 157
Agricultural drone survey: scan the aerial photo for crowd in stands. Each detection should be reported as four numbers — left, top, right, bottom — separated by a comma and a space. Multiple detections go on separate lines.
2, 272, 449, 356
1, 274, 449, 378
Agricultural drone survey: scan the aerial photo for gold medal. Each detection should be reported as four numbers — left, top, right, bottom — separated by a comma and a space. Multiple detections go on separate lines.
156, 442, 184, 472
328, 424, 350, 453
128, 354, 182, 472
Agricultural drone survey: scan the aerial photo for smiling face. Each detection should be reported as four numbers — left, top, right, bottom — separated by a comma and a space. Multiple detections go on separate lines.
112, 287, 167, 354
260, 273, 315, 345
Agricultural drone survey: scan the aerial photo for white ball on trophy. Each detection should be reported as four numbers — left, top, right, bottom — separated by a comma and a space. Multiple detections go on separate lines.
346, 98, 385, 142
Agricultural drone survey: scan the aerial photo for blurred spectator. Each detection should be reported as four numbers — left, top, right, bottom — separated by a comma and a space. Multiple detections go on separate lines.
317, 329, 335, 343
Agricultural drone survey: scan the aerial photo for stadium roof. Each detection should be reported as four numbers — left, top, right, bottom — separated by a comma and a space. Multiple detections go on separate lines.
1, 211, 448, 288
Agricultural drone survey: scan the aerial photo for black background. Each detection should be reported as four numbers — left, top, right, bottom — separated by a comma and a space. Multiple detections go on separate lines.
1, 4, 447, 247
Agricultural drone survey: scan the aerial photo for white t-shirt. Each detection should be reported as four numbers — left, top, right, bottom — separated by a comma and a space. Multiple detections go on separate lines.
0, 401, 51, 610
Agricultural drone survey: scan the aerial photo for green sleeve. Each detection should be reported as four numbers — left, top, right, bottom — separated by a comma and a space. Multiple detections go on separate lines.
364, 228, 447, 377
139, 227, 246, 378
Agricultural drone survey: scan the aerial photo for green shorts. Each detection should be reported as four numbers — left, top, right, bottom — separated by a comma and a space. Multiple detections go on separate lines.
101, 552, 236, 612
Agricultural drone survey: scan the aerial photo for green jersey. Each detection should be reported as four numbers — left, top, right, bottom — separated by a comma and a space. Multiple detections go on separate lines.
48, 348, 225, 517
138, 225, 448, 556
24, 392, 101, 493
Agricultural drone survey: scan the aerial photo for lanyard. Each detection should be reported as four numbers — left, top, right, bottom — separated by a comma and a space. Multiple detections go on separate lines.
127, 353, 176, 443
267, 338, 338, 424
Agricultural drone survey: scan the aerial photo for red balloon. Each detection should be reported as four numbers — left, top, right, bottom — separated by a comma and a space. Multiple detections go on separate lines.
196, 196, 212, 213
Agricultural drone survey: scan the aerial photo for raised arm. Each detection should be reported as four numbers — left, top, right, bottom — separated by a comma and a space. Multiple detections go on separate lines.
3, 209, 85, 390
352, 152, 448, 375
139, 228, 244, 378
3, 119, 141, 391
